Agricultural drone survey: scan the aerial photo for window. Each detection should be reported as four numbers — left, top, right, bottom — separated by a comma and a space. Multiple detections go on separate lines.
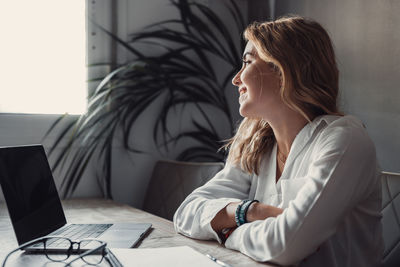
0, 1, 86, 114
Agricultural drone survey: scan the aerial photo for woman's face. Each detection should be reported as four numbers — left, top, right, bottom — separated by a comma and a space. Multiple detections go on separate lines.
232, 41, 282, 119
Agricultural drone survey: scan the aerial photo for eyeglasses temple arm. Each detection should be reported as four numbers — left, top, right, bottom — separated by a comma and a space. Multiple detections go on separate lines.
1, 247, 20, 267
1, 237, 46, 267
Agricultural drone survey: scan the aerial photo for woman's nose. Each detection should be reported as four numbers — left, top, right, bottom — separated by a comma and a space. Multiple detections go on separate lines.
232, 70, 241, 86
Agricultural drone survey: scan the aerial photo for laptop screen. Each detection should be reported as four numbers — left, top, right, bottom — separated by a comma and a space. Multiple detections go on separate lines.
0, 145, 66, 245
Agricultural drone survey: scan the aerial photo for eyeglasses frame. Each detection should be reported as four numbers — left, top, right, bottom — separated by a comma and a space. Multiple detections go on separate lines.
1, 235, 107, 267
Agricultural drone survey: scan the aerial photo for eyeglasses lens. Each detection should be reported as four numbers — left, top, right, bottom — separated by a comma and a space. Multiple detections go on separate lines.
79, 240, 105, 265
44, 237, 72, 261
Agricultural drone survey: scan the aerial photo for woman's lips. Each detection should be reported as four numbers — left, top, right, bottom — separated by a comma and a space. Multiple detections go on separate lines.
239, 87, 247, 103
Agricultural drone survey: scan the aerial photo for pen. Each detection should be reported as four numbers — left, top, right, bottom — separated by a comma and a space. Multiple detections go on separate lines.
206, 254, 234, 267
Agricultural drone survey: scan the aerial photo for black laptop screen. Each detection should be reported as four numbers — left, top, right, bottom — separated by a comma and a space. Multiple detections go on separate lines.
0, 145, 66, 245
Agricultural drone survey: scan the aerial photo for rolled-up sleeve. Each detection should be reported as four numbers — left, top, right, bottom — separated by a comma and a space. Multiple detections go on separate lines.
224, 124, 378, 265
173, 163, 253, 242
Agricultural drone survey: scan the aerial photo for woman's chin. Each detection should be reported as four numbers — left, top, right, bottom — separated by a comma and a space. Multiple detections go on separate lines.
239, 106, 252, 118
239, 106, 263, 119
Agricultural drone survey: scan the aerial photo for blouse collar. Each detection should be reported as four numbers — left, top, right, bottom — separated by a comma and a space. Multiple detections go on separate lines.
285, 115, 339, 169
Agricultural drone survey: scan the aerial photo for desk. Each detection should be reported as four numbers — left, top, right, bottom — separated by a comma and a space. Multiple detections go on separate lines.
0, 199, 273, 267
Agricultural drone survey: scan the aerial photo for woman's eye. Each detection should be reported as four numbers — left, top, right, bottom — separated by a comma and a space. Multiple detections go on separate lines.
242, 60, 251, 66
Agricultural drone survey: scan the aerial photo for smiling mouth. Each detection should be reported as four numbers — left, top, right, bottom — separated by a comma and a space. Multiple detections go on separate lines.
238, 87, 248, 103
239, 87, 247, 95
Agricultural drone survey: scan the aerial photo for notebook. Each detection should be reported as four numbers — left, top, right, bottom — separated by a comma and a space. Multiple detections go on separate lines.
109, 246, 222, 267
0, 144, 151, 251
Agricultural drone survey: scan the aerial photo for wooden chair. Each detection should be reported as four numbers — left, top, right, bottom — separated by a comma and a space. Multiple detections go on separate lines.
143, 160, 224, 221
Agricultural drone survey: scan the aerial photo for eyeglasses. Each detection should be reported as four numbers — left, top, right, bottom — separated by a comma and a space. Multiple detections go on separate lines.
2, 235, 107, 267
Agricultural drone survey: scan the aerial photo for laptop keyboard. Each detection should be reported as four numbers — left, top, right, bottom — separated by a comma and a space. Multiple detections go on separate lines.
33, 224, 113, 248
53, 224, 112, 240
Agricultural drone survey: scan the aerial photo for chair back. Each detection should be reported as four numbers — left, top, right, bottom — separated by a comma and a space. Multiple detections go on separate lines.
382, 171, 400, 266
143, 160, 224, 220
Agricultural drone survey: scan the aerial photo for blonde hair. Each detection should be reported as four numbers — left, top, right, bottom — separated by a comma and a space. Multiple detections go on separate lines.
225, 16, 342, 175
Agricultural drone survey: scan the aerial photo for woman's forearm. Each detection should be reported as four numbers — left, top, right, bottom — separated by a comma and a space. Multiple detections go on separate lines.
246, 202, 283, 222
211, 202, 284, 233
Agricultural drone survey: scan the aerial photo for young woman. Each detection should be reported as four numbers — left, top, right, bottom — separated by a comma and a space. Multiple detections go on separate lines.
173, 16, 382, 266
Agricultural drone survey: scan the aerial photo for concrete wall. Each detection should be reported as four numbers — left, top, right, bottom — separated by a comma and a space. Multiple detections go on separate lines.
269, 0, 399, 172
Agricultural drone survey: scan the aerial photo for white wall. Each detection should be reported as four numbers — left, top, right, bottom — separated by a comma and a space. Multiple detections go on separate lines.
274, 0, 400, 173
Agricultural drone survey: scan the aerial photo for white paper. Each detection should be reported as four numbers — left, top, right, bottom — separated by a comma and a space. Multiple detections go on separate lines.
110, 246, 221, 267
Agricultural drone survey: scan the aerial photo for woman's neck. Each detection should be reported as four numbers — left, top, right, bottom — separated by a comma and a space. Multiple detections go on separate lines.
268, 111, 310, 157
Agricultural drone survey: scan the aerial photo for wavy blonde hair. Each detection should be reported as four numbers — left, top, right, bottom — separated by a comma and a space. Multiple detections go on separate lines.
225, 16, 342, 175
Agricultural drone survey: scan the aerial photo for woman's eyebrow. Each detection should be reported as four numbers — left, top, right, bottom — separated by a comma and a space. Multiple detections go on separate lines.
242, 52, 255, 60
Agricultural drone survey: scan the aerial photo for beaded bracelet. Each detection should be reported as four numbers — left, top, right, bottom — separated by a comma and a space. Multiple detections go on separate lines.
242, 199, 259, 224
234, 200, 248, 227
235, 199, 259, 226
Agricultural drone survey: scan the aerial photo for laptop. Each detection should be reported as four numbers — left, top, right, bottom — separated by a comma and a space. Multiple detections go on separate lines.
0, 144, 152, 251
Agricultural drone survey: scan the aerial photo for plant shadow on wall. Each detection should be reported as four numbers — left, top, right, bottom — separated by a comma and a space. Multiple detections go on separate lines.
44, 0, 245, 199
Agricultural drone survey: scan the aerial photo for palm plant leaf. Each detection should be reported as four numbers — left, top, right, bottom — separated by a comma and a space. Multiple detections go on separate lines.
45, 0, 245, 198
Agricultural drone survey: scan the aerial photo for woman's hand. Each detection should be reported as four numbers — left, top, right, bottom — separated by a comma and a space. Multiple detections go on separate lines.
211, 201, 284, 233
210, 202, 240, 232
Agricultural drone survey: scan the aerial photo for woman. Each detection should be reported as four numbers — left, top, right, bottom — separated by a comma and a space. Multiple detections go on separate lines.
173, 16, 382, 266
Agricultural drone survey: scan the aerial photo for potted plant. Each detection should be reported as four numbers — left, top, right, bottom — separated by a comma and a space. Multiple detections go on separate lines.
45, 0, 245, 199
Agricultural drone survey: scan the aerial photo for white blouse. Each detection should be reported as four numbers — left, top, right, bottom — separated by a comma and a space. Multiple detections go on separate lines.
173, 115, 383, 267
